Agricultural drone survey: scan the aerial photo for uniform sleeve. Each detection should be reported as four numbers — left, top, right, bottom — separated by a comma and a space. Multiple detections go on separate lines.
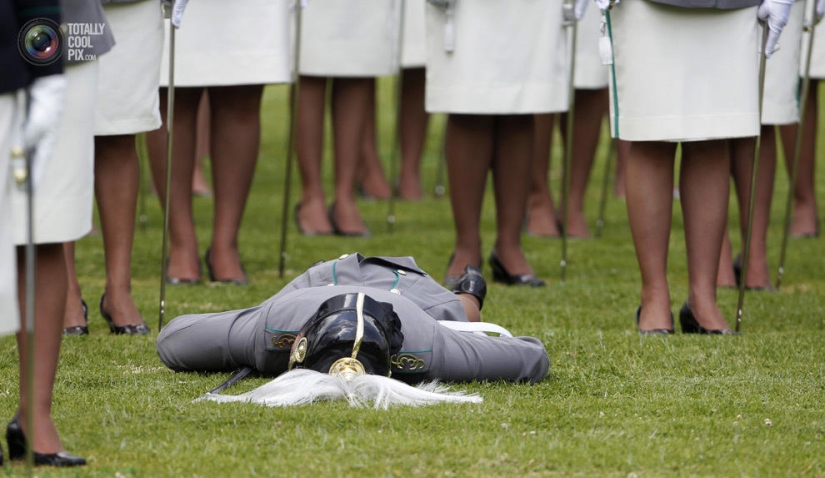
156, 305, 266, 373
429, 326, 550, 384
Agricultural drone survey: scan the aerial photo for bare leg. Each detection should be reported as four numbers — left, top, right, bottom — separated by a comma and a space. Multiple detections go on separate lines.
146, 87, 203, 280
614, 139, 630, 198
728, 128, 776, 288
192, 91, 212, 197
626, 141, 676, 330
559, 88, 609, 238
62, 242, 85, 329
492, 115, 536, 275
296, 75, 333, 234
398, 67, 429, 200
445, 114, 494, 278
783, 81, 819, 236
680, 140, 731, 331
458, 294, 481, 322
526, 113, 560, 237
358, 78, 392, 200
95, 134, 146, 325
16, 244, 69, 454
330, 77, 372, 234
207, 84, 263, 281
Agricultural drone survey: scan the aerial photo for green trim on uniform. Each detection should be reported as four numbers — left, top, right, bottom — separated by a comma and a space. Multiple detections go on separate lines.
606, 10, 619, 138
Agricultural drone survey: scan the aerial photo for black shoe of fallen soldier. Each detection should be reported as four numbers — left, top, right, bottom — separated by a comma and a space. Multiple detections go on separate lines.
450, 265, 487, 311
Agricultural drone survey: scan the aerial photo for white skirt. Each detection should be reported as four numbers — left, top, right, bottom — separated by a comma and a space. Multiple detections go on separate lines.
160, 0, 292, 86
763, 0, 803, 125
801, 0, 825, 78
300, 0, 400, 77
606, 0, 760, 141
11, 61, 98, 245
0, 93, 20, 336
575, 6, 609, 90
401, 0, 426, 68
95, 0, 163, 135
425, 0, 569, 114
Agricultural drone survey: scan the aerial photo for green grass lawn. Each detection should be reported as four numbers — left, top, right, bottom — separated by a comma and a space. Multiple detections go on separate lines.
1, 81, 823, 477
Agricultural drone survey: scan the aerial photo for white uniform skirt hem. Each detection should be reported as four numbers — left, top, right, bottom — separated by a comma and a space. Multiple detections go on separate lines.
803, 0, 825, 79
607, 0, 760, 142
0, 93, 20, 335
762, 0, 803, 125
12, 61, 98, 245
95, 0, 163, 135
160, 0, 292, 87
575, 6, 609, 90
401, 0, 426, 68
425, 0, 569, 115
299, 0, 399, 78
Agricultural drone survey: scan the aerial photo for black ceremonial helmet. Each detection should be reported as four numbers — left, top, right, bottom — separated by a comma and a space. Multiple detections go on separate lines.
288, 293, 404, 379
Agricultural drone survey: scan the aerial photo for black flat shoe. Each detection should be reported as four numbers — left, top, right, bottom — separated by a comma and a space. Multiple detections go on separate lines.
449, 265, 487, 310
678, 302, 737, 335
6, 416, 86, 467
635, 307, 674, 335
328, 202, 371, 238
99, 294, 150, 335
62, 299, 89, 336
488, 249, 545, 287
205, 247, 249, 285
444, 252, 482, 288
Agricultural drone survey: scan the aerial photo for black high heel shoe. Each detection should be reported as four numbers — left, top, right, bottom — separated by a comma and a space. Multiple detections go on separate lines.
205, 248, 249, 285
444, 253, 483, 288
635, 307, 674, 335
733, 254, 776, 292
100, 294, 150, 335
488, 249, 545, 287
6, 416, 86, 467
62, 299, 89, 336
678, 302, 737, 335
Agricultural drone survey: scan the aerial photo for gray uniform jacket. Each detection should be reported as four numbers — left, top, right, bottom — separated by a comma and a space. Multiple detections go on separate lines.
157, 253, 550, 384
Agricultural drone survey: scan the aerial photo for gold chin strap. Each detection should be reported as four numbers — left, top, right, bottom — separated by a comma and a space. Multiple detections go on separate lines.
329, 293, 367, 380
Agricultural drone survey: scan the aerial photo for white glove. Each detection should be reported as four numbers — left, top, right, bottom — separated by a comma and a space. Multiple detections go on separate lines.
23, 75, 66, 191
594, 0, 618, 11
758, 0, 794, 58
816, 0, 825, 24
575, 0, 589, 20
162, 0, 189, 28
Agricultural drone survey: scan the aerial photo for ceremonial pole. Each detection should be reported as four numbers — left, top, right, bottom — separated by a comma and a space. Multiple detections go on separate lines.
776, 16, 817, 289
735, 24, 770, 332
387, 0, 406, 233
560, 0, 579, 283
278, 0, 304, 278
158, 5, 176, 330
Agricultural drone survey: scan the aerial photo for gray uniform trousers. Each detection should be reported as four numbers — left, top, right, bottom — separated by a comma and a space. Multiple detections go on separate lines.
157, 254, 550, 384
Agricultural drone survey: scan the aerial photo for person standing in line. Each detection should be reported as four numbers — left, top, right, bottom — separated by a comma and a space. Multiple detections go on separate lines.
526, 3, 610, 238
62, 0, 164, 335
294, 0, 400, 237
718, 0, 805, 290
602, 0, 793, 333
4, 0, 115, 465
429, 0, 573, 287
147, 0, 292, 284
